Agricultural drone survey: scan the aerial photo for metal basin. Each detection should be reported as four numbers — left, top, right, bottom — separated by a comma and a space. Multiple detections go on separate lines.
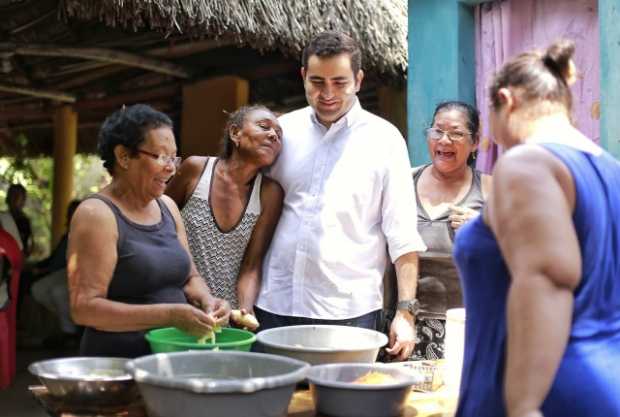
256, 325, 388, 365
126, 350, 310, 417
307, 363, 422, 417
28, 357, 139, 411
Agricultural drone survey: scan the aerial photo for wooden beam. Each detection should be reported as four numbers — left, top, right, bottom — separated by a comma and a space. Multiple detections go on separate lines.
2, 43, 190, 79
0, 83, 75, 103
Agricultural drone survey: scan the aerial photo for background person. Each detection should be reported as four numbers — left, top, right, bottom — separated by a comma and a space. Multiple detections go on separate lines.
410, 101, 491, 360
166, 105, 283, 330
68, 104, 230, 358
30, 199, 81, 346
454, 40, 620, 417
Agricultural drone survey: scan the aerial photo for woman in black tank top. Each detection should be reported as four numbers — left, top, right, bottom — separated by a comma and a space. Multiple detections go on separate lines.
67, 104, 231, 358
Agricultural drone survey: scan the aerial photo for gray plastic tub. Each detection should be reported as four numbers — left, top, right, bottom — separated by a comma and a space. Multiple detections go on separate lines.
256, 325, 388, 365
126, 350, 309, 417
306, 363, 422, 417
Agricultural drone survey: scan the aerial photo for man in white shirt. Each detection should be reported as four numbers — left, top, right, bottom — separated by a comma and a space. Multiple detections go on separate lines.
255, 31, 426, 361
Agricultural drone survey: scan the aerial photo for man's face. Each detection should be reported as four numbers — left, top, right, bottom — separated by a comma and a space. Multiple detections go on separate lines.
302, 53, 363, 127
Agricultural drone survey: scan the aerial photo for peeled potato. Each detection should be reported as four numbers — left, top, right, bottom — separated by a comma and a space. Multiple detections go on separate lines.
353, 371, 397, 385
231, 309, 260, 330
196, 323, 221, 345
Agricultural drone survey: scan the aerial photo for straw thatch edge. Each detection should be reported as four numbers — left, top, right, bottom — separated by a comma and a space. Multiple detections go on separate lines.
60, 0, 407, 78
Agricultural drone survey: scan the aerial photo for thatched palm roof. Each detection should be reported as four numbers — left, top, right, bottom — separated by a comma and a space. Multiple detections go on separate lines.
62, 0, 408, 77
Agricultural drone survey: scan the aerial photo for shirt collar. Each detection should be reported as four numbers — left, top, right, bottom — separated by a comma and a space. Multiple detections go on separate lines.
309, 97, 362, 129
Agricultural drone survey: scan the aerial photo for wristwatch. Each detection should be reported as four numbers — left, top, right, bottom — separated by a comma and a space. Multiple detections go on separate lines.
396, 299, 421, 316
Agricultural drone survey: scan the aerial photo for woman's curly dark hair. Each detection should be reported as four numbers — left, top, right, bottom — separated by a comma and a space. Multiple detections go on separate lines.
97, 104, 173, 175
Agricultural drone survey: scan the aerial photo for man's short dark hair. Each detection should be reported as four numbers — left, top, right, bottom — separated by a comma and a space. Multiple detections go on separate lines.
302, 31, 362, 75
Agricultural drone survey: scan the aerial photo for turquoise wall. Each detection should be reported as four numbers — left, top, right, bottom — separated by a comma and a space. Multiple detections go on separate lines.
407, 0, 477, 166
408, 0, 618, 161
599, 0, 620, 158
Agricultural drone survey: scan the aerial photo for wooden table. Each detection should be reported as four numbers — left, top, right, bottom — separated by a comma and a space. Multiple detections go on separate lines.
287, 388, 456, 417
31, 385, 456, 417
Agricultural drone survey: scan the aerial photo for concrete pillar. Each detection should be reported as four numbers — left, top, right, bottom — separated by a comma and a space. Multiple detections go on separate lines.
408, 0, 477, 166
180, 76, 249, 158
600, 0, 620, 158
51, 105, 77, 248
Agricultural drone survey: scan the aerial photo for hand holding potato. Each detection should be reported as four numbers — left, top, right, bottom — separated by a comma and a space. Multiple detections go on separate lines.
231, 309, 260, 331
448, 204, 479, 230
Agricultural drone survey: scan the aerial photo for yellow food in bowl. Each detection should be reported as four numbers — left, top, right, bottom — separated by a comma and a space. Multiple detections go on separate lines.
353, 371, 398, 385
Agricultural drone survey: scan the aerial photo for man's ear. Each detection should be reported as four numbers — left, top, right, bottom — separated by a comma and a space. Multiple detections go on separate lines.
354, 69, 364, 92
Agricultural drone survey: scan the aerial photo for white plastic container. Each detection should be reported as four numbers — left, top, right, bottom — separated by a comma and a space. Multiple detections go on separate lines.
444, 308, 466, 395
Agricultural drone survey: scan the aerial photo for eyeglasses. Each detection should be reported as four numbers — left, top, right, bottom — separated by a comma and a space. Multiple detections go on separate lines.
137, 149, 181, 169
426, 127, 471, 143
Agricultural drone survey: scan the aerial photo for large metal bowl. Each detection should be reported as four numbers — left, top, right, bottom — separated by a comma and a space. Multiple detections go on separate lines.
126, 350, 310, 417
256, 325, 388, 365
307, 363, 422, 417
28, 357, 139, 411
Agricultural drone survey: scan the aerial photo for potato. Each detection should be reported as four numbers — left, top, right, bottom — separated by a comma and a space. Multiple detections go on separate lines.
231, 309, 260, 330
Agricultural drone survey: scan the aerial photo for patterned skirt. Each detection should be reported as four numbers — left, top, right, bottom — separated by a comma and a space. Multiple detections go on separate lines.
411, 318, 446, 360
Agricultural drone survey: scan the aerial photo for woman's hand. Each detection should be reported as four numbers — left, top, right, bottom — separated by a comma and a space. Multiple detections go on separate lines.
231, 308, 260, 331
170, 304, 217, 337
197, 296, 231, 327
448, 204, 479, 229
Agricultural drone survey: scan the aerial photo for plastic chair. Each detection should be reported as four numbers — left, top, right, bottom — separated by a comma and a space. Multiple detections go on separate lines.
0, 229, 23, 389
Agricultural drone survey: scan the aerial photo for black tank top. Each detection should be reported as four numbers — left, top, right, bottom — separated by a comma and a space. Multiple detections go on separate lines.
80, 195, 190, 358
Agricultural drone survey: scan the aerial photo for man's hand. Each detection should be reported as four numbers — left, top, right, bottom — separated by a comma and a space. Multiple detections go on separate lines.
385, 310, 416, 361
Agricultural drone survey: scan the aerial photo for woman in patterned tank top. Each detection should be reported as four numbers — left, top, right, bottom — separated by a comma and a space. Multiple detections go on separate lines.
166, 105, 283, 330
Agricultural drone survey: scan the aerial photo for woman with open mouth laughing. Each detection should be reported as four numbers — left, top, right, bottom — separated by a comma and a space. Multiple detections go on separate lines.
407, 101, 492, 360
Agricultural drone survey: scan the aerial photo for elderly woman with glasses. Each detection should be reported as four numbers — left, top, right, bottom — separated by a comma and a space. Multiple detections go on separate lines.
67, 104, 230, 358
408, 101, 492, 360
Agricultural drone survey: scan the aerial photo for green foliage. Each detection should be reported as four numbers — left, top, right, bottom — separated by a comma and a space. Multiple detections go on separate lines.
0, 155, 110, 259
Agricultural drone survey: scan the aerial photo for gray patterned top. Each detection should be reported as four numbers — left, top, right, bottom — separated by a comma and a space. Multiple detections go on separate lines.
181, 157, 262, 308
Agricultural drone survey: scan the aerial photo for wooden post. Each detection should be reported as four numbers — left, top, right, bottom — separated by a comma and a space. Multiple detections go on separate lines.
180, 76, 249, 158
600, 0, 620, 159
51, 106, 77, 248
377, 85, 407, 139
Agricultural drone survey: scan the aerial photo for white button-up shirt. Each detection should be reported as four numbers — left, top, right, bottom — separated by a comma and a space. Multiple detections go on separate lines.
257, 100, 426, 319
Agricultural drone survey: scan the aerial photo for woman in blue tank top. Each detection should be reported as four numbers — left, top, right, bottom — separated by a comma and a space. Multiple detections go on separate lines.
454, 40, 620, 417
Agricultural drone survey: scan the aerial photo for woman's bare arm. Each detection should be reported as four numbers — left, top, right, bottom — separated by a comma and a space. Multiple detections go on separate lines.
165, 156, 207, 210
237, 178, 283, 315
488, 146, 580, 417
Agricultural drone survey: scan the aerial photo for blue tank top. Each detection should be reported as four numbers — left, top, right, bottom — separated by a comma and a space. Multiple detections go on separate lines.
453, 143, 620, 417
80, 195, 190, 358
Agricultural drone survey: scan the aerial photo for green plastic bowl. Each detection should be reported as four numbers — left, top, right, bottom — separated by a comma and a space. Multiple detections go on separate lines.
145, 327, 257, 353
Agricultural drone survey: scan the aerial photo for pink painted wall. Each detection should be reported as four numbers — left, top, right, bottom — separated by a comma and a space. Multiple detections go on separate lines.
475, 0, 600, 173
